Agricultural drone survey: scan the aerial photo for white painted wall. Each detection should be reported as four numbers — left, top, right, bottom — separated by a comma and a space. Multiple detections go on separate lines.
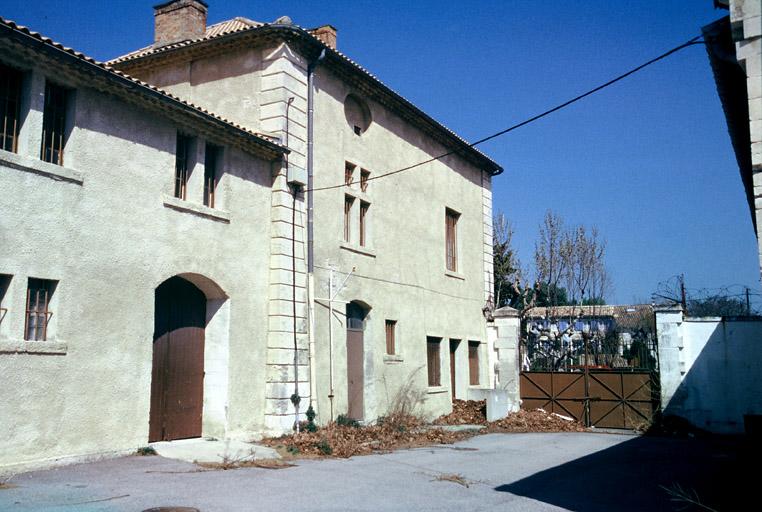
656, 307, 762, 433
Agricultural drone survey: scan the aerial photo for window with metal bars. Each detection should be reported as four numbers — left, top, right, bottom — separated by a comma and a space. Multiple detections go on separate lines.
385, 320, 396, 355
359, 201, 370, 247
427, 336, 441, 386
344, 195, 354, 243
360, 169, 370, 192
468, 341, 480, 385
345, 162, 355, 187
0, 63, 22, 153
445, 208, 459, 272
203, 143, 219, 208
40, 82, 68, 165
174, 133, 191, 199
24, 278, 55, 341
0, 274, 11, 330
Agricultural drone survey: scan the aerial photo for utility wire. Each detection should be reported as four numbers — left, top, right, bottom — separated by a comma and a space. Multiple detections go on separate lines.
308, 35, 704, 193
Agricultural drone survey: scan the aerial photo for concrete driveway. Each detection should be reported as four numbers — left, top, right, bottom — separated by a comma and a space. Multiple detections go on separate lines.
0, 432, 747, 511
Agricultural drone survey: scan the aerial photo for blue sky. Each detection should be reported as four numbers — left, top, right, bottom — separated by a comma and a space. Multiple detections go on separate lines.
1, 0, 758, 305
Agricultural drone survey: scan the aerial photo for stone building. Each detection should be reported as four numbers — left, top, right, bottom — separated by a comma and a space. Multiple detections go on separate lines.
110, 0, 503, 431
0, 0, 502, 472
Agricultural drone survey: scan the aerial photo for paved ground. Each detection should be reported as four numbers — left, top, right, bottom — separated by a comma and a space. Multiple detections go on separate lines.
0, 432, 749, 512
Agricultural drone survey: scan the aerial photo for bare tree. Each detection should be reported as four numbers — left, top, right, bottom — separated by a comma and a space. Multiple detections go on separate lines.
534, 210, 569, 309
493, 212, 528, 309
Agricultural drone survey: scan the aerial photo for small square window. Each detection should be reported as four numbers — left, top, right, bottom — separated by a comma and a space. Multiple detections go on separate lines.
345, 162, 355, 187
360, 169, 370, 192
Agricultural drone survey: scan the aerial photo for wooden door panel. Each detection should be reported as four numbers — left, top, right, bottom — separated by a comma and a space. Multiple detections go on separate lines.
346, 329, 364, 420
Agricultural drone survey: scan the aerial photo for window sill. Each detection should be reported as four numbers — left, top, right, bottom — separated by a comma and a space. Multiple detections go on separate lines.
0, 339, 68, 355
383, 354, 404, 364
426, 386, 449, 395
162, 194, 230, 223
340, 243, 376, 258
445, 270, 465, 281
0, 149, 83, 185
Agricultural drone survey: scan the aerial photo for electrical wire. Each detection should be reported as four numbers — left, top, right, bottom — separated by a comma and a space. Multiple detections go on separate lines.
307, 35, 704, 193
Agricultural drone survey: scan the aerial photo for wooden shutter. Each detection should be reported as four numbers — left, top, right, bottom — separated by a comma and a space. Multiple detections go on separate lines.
469, 341, 480, 385
385, 320, 396, 355
446, 210, 458, 272
427, 337, 441, 386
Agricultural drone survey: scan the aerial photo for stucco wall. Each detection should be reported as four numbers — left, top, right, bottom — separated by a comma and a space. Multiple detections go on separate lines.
309, 65, 493, 423
656, 307, 762, 433
121, 38, 496, 425
0, 63, 277, 472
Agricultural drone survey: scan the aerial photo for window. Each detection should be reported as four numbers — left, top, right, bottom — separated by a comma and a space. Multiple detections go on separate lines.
344, 195, 354, 242
427, 336, 441, 386
203, 143, 219, 208
468, 341, 480, 385
445, 209, 459, 272
359, 201, 369, 247
360, 169, 370, 192
385, 320, 396, 355
0, 63, 22, 153
174, 133, 191, 199
24, 278, 55, 341
41, 82, 68, 165
345, 162, 355, 186
0, 274, 10, 329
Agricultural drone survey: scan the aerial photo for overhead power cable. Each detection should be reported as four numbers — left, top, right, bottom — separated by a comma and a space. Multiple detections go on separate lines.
307, 34, 704, 193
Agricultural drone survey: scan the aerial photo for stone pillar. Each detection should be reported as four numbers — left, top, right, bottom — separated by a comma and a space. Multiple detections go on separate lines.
491, 306, 521, 416
655, 305, 684, 413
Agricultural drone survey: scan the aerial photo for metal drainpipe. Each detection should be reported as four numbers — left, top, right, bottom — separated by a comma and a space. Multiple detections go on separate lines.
285, 97, 301, 433
306, 49, 326, 416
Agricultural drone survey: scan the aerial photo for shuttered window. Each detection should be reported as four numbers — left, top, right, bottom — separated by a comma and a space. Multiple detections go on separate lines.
385, 320, 396, 355
0, 63, 22, 153
25, 278, 54, 341
446, 209, 459, 272
468, 341, 480, 385
427, 337, 441, 386
40, 82, 68, 165
174, 133, 191, 199
345, 162, 355, 186
359, 201, 369, 247
344, 195, 354, 242
203, 143, 219, 208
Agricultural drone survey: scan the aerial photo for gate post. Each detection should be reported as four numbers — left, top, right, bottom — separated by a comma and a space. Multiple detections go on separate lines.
491, 306, 521, 416
655, 305, 684, 414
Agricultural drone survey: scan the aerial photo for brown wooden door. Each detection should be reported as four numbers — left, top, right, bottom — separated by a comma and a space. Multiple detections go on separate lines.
346, 328, 364, 420
450, 340, 460, 400
149, 277, 206, 442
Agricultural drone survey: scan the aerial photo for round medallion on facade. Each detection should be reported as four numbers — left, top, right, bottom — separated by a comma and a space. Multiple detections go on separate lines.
344, 93, 372, 135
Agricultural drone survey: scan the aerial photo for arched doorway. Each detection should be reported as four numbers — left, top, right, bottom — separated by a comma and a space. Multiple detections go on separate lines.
346, 301, 369, 420
149, 276, 207, 442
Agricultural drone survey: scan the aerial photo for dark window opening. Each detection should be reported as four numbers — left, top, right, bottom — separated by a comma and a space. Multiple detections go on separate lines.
344, 195, 354, 243
25, 278, 55, 341
41, 82, 68, 165
0, 63, 22, 153
174, 133, 191, 200
203, 143, 219, 208
359, 201, 369, 247
360, 169, 370, 192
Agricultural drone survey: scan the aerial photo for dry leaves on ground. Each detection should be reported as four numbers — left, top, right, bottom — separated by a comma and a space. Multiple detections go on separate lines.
436, 400, 587, 433
262, 415, 468, 459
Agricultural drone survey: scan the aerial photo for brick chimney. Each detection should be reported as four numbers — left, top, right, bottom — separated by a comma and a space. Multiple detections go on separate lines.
311, 25, 337, 49
153, 0, 208, 47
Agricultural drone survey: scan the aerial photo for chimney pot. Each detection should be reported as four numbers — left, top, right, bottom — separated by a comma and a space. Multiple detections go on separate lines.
153, 0, 208, 47
311, 25, 337, 50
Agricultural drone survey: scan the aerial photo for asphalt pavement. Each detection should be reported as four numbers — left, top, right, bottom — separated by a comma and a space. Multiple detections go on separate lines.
0, 432, 748, 512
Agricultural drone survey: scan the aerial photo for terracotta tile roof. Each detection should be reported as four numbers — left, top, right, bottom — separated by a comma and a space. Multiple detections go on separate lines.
108, 19, 502, 174
524, 304, 654, 320
0, 16, 286, 158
